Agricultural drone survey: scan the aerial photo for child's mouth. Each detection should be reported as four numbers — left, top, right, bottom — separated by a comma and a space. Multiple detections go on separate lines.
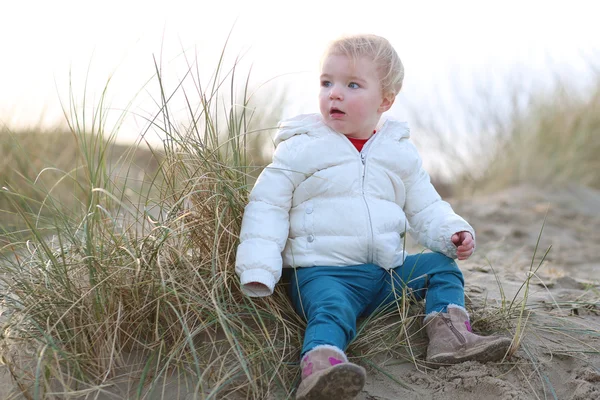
330, 108, 345, 116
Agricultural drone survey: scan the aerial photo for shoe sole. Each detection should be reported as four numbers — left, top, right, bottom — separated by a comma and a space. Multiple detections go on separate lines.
427, 337, 512, 367
296, 364, 366, 400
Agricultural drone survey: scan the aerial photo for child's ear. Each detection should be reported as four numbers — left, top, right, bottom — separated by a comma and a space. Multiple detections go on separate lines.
378, 92, 395, 113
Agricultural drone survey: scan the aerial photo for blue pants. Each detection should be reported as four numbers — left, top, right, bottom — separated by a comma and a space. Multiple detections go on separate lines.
286, 252, 464, 355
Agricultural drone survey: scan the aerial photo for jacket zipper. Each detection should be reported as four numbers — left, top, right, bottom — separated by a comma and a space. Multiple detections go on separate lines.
360, 151, 374, 264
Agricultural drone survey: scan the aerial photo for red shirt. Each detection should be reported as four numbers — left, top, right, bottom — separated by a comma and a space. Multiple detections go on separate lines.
347, 131, 375, 152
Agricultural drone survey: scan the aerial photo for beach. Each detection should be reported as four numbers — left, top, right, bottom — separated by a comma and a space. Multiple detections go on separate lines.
1, 183, 599, 399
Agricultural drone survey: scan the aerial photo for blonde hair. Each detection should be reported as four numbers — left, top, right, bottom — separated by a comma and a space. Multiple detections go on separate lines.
323, 34, 404, 96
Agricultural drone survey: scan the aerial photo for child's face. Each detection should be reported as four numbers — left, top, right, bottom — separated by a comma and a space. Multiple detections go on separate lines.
319, 53, 393, 139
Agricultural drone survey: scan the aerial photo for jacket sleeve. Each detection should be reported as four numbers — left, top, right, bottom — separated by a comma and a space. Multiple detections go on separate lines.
235, 139, 307, 297
403, 143, 475, 259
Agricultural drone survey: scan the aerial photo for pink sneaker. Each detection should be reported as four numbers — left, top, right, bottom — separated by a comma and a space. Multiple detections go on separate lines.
296, 345, 366, 400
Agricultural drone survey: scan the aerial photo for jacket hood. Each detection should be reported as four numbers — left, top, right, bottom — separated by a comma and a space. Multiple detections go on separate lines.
274, 113, 411, 147
274, 114, 325, 146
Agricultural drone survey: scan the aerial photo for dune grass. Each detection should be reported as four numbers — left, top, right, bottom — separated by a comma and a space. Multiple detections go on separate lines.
0, 128, 83, 238
0, 45, 599, 400
474, 78, 600, 193
409, 67, 600, 196
0, 126, 160, 247
0, 43, 302, 399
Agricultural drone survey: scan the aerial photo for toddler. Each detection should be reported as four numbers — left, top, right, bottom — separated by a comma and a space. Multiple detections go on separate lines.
235, 34, 511, 400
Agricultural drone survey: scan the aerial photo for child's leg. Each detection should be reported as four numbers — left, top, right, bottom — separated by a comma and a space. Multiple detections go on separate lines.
288, 264, 385, 355
362, 252, 511, 366
287, 264, 384, 399
363, 252, 464, 316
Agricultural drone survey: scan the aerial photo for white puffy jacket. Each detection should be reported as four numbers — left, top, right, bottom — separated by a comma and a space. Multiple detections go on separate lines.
235, 114, 474, 297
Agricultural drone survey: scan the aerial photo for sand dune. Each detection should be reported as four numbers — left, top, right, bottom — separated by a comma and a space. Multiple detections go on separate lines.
1, 184, 599, 399
357, 184, 600, 399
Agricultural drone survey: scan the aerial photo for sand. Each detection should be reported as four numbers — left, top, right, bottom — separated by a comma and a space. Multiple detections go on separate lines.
1, 183, 599, 399
354, 184, 600, 399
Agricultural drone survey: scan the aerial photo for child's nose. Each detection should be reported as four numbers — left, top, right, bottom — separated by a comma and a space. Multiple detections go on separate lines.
329, 86, 343, 100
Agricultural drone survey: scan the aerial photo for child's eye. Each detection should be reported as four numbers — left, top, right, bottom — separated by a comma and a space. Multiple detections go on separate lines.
321, 80, 332, 87
348, 82, 360, 89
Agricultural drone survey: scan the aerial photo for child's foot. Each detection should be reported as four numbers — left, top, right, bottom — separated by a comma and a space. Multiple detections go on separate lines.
424, 305, 512, 367
296, 345, 366, 400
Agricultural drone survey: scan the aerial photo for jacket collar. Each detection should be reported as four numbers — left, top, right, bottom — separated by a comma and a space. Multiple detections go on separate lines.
274, 114, 410, 147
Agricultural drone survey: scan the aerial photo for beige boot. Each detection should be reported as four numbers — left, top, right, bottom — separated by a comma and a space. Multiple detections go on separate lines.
425, 305, 512, 366
296, 345, 366, 400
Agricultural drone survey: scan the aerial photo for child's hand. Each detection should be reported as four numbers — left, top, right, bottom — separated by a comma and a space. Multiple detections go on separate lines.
451, 231, 475, 260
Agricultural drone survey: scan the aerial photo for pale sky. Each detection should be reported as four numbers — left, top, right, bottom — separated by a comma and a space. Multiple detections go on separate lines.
1, 0, 599, 144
